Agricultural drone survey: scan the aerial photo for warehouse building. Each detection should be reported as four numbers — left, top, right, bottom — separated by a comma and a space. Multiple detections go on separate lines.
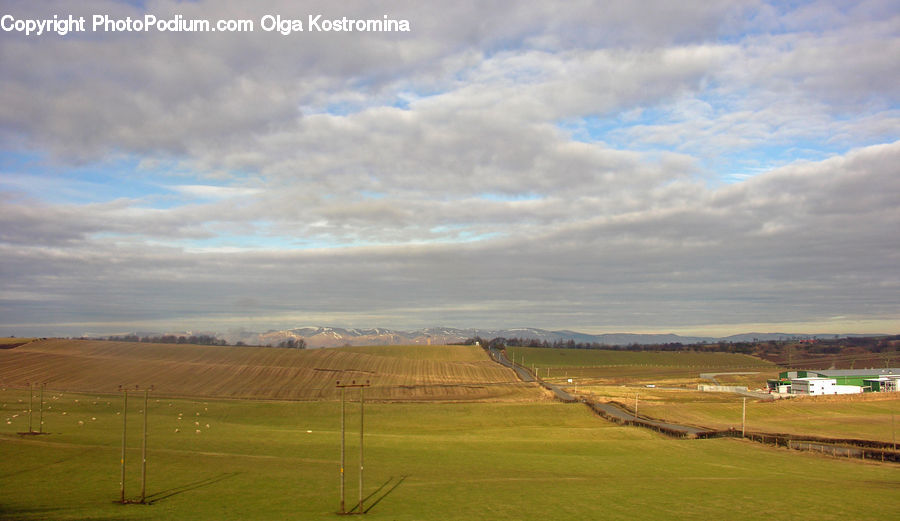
767, 369, 900, 394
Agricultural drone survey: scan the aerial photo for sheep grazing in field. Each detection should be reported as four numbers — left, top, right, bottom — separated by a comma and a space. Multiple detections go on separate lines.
206, 424, 210, 429
77, 420, 84, 426
174, 428, 180, 433
195, 429, 201, 434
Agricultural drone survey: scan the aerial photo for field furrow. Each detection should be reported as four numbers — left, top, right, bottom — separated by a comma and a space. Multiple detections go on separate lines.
0, 339, 538, 402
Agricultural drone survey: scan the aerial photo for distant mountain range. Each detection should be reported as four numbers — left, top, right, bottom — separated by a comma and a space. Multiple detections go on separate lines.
209, 326, 878, 349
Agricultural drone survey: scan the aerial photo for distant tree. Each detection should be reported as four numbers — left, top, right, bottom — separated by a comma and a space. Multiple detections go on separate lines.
277, 338, 307, 349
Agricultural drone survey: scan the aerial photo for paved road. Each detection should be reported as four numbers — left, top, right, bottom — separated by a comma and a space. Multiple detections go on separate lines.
487, 347, 576, 402
486, 346, 715, 435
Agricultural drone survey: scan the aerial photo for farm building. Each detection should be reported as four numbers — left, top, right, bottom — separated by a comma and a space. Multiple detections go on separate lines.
767, 369, 900, 394
788, 377, 861, 395
864, 376, 900, 392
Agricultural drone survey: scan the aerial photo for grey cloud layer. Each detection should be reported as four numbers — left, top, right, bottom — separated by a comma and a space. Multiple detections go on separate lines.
2, 142, 897, 332
1, 1, 898, 333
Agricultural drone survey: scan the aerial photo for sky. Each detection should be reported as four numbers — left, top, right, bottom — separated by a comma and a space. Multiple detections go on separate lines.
0, 0, 898, 338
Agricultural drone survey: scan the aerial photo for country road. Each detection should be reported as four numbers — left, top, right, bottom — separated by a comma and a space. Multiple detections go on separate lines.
487, 345, 719, 437
487, 347, 576, 402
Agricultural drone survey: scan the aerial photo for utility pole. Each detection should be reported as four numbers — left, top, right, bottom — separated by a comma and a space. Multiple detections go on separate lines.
27, 382, 33, 433
359, 385, 364, 515
117, 384, 153, 504
634, 393, 639, 420
119, 386, 128, 504
140, 386, 152, 504
336, 379, 370, 515
742, 398, 747, 437
340, 386, 345, 514
39, 383, 45, 434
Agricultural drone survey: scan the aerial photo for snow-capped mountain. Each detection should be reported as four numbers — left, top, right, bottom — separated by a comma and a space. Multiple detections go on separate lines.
120, 326, 876, 349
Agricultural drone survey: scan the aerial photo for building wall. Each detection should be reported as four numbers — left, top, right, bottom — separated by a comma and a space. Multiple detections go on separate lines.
791, 378, 836, 395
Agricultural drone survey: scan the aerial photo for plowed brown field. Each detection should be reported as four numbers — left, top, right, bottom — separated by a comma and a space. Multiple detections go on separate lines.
0, 339, 539, 401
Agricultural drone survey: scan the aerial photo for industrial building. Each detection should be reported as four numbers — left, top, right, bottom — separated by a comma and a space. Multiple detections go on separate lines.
767, 369, 900, 395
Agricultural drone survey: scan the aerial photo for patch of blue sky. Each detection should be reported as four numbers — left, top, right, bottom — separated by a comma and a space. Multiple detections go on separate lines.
557, 108, 674, 148
172, 232, 303, 252
710, 140, 842, 183
0, 149, 254, 209
306, 92, 417, 116
453, 230, 502, 242
428, 224, 503, 243
390, 97, 410, 110
358, 190, 387, 200
477, 192, 542, 202
0, 151, 165, 205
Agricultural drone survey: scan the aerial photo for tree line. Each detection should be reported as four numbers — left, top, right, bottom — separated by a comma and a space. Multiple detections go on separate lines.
460, 335, 899, 357
104, 334, 306, 349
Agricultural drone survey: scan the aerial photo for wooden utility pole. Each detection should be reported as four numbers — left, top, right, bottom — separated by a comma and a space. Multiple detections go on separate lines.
117, 384, 153, 504
741, 398, 747, 437
634, 393, 639, 420
38, 383, 45, 434
27, 382, 33, 433
359, 385, 364, 515
340, 386, 345, 514
119, 387, 128, 503
140, 388, 150, 503
336, 379, 370, 515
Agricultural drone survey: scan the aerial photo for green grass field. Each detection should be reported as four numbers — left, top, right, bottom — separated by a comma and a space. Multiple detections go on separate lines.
505, 346, 900, 442
2, 388, 898, 521
505, 346, 775, 369
506, 346, 777, 383
631, 390, 900, 442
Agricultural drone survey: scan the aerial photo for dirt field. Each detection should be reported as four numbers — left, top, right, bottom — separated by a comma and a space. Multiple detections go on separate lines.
0, 339, 540, 401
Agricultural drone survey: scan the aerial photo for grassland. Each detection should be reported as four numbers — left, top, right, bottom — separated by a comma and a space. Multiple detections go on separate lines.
629, 390, 900, 442
2, 388, 898, 521
505, 346, 900, 443
506, 345, 778, 384
1, 340, 897, 520
0, 337, 34, 347
0, 339, 536, 401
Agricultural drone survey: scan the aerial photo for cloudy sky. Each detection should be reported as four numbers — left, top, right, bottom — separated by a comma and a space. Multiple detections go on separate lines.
1, 0, 898, 337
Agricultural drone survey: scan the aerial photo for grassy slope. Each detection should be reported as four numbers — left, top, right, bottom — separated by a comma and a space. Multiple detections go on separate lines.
507, 345, 777, 382
507, 346, 900, 442
633, 391, 900, 442
2, 389, 898, 521
505, 346, 776, 368
0, 340, 536, 401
